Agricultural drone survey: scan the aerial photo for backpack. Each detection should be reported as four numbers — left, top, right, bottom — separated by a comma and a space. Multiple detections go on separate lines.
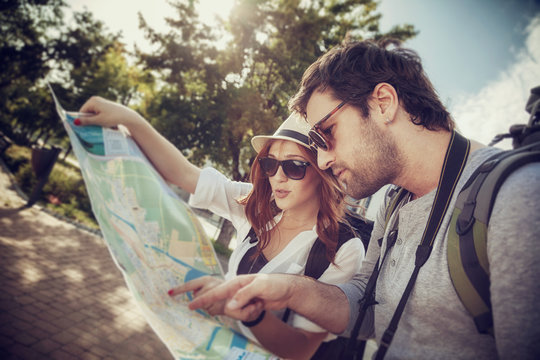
383, 86, 540, 336
238, 217, 373, 360
447, 85, 540, 335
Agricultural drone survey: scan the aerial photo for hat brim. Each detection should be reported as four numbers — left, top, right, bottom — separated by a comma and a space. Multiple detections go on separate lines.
251, 135, 311, 153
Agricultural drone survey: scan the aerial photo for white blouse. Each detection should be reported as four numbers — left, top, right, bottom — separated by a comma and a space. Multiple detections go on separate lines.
189, 167, 365, 342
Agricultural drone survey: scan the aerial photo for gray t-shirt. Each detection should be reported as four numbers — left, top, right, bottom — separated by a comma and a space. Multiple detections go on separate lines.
339, 147, 540, 359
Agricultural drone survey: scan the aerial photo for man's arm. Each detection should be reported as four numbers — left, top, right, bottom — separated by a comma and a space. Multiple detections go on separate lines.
183, 273, 352, 334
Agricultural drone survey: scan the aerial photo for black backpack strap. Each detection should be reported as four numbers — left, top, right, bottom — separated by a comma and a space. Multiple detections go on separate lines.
304, 223, 357, 279
345, 211, 374, 251
236, 228, 262, 275
283, 223, 357, 323
244, 227, 258, 244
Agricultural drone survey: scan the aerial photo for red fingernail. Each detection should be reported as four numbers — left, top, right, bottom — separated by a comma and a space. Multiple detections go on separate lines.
74, 118, 81, 126
168, 289, 174, 296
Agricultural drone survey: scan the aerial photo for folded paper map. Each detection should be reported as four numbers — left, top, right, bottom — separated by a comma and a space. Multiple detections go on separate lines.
50, 85, 275, 360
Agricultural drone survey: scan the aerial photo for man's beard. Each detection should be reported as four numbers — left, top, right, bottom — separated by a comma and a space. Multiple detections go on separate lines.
340, 123, 402, 200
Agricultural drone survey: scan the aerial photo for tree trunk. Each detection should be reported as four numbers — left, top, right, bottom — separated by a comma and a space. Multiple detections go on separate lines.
216, 218, 235, 249
214, 137, 243, 248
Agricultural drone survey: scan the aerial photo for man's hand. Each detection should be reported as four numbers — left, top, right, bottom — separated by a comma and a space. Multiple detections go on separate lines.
170, 273, 350, 333
170, 274, 296, 320
169, 275, 228, 316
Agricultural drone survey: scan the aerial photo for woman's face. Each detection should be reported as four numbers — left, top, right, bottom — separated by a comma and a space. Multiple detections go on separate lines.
265, 140, 321, 213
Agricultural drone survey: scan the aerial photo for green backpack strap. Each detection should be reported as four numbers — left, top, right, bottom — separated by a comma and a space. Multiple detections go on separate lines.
448, 142, 540, 334
383, 187, 409, 233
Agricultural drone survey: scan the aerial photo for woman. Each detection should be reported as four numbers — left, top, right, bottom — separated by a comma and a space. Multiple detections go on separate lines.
77, 97, 365, 359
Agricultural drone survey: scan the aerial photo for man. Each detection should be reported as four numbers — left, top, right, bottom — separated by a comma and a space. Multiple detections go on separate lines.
178, 40, 540, 359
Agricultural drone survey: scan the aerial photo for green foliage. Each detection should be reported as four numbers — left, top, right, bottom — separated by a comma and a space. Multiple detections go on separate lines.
211, 239, 233, 258
2, 144, 31, 173
1, 0, 419, 246
138, 0, 417, 181
3, 143, 97, 227
0, 0, 66, 144
0, 0, 66, 89
14, 162, 36, 194
0, 1, 152, 149
45, 199, 96, 229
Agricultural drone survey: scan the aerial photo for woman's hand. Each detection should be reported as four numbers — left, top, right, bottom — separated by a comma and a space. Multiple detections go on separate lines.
169, 276, 229, 316
77, 96, 143, 129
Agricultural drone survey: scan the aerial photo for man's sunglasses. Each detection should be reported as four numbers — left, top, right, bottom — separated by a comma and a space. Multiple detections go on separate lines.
258, 157, 311, 180
308, 101, 346, 151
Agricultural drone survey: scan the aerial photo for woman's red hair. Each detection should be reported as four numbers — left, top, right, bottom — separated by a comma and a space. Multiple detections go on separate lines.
238, 140, 347, 262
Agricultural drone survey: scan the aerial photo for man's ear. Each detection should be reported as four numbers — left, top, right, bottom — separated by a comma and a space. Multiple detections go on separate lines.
371, 83, 398, 122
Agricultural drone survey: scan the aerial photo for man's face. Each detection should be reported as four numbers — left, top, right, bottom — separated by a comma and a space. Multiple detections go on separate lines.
305, 89, 402, 199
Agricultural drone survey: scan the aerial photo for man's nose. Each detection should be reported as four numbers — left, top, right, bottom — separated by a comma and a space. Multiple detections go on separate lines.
317, 149, 335, 171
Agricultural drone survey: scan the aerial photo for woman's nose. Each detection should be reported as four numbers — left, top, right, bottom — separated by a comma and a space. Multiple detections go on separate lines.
273, 165, 288, 181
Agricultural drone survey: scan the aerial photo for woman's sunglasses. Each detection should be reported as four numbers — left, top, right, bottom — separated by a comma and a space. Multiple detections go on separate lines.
258, 157, 311, 180
308, 101, 346, 151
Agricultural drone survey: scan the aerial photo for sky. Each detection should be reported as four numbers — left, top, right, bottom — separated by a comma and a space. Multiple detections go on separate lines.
68, 0, 540, 149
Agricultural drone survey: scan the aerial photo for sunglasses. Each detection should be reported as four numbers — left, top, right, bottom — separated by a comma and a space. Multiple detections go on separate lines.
308, 101, 346, 151
258, 157, 311, 180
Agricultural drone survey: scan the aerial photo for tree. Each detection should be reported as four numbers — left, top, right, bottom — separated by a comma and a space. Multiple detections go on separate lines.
137, 0, 417, 247
226, 0, 417, 116
0, 0, 151, 150
0, 0, 67, 142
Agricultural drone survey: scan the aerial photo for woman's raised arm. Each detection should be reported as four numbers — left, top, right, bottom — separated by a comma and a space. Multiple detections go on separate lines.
78, 96, 201, 193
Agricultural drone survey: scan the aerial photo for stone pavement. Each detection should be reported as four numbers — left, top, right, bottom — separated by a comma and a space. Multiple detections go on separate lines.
0, 163, 172, 359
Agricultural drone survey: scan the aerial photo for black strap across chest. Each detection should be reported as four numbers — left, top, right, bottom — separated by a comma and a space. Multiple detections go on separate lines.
238, 223, 357, 324
343, 130, 470, 360
237, 223, 356, 277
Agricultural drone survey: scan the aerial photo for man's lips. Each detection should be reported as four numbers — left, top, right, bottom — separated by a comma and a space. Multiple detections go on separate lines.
333, 168, 345, 181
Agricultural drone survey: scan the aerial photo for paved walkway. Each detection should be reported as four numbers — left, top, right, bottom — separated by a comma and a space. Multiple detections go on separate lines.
0, 163, 172, 359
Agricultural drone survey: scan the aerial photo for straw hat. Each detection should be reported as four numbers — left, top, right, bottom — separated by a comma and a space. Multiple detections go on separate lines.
251, 112, 311, 153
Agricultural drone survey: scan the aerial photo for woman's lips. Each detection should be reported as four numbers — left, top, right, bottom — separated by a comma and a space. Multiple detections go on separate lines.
274, 189, 290, 199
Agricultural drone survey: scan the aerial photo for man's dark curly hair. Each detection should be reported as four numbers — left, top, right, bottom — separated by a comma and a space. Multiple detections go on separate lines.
289, 39, 454, 131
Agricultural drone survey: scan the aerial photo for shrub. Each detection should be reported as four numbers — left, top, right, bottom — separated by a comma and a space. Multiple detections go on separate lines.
3, 145, 31, 173
14, 163, 36, 194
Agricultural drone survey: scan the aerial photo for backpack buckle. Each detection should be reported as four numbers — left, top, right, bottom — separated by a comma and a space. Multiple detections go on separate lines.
477, 158, 500, 173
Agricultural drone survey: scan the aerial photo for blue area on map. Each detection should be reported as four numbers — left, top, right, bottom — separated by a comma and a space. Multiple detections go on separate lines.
110, 211, 137, 232
147, 245, 208, 280
147, 245, 210, 317
205, 327, 248, 352
206, 327, 221, 351
65, 113, 105, 155
231, 331, 248, 350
